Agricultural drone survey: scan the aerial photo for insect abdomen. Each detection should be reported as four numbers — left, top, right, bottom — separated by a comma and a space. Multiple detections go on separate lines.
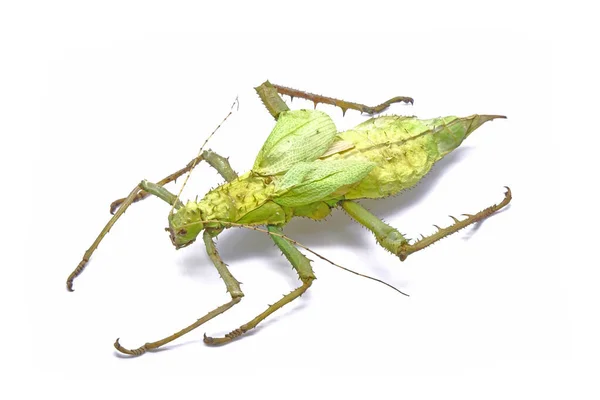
325, 115, 504, 199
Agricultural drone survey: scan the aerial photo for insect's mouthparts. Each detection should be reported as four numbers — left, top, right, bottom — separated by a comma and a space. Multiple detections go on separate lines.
165, 227, 177, 246
165, 226, 196, 249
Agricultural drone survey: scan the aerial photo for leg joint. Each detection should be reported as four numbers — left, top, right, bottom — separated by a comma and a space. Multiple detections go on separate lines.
230, 291, 244, 300
300, 276, 315, 286
201, 150, 238, 182
375, 228, 409, 256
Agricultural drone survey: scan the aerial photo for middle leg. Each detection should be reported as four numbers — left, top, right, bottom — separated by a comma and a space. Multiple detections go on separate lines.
203, 225, 315, 345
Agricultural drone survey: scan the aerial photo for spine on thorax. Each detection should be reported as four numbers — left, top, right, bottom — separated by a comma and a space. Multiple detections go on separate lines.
188, 172, 333, 227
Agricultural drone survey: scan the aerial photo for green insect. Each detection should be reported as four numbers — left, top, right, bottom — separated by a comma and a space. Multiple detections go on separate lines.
67, 81, 511, 356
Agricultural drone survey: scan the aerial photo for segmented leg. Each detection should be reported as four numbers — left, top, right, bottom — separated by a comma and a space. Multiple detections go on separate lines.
341, 187, 512, 261
340, 200, 409, 257
67, 180, 178, 291
271, 82, 413, 116
110, 149, 236, 214
204, 225, 315, 345
114, 231, 244, 356
254, 81, 291, 120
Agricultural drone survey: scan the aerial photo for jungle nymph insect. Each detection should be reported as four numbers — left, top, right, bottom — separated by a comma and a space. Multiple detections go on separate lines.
67, 81, 510, 356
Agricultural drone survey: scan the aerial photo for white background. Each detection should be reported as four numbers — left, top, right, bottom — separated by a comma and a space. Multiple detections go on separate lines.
2, 1, 596, 399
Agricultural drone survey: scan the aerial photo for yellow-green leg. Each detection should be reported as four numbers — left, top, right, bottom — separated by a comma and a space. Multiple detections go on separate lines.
340, 187, 512, 261
204, 225, 315, 345
114, 230, 244, 356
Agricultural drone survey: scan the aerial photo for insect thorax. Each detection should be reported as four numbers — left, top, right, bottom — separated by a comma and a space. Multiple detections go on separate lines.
193, 172, 288, 228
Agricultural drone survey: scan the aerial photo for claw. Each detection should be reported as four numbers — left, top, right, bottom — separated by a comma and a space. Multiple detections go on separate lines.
203, 333, 229, 346
109, 200, 121, 215
203, 333, 215, 345
114, 338, 148, 356
203, 328, 244, 346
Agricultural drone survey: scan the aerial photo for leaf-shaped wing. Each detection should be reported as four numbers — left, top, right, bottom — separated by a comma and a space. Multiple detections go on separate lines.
272, 159, 375, 207
253, 110, 337, 175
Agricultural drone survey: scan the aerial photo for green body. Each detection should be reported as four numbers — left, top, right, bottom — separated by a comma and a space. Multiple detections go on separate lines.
169, 110, 503, 246
68, 81, 511, 354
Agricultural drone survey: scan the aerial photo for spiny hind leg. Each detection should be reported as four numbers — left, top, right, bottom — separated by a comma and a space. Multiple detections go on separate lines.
110, 149, 237, 214
340, 187, 512, 261
339, 200, 410, 258
399, 187, 512, 260
114, 231, 244, 356
255, 80, 413, 119
67, 180, 180, 291
254, 81, 290, 120
270, 81, 413, 116
204, 225, 315, 345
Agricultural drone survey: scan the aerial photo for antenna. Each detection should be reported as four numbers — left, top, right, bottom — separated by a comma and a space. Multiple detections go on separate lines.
170, 97, 239, 215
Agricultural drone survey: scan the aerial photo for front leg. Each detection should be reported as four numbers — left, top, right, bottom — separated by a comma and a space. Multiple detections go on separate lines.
67, 180, 181, 291
110, 149, 238, 214
114, 231, 244, 356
